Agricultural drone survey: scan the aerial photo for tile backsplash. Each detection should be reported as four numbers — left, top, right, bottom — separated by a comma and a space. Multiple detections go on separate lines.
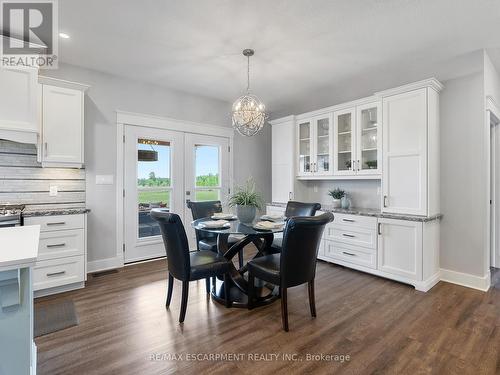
294, 179, 381, 209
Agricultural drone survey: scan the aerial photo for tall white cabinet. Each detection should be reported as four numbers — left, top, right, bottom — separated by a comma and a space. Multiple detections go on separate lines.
378, 80, 442, 216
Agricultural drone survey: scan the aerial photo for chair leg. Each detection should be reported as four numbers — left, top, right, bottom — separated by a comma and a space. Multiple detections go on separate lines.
308, 280, 316, 318
238, 249, 244, 268
223, 273, 231, 307
212, 276, 216, 293
166, 273, 174, 308
247, 272, 255, 310
179, 281, 189, 323
280, 287, 289, 332
205, 278, 211, 294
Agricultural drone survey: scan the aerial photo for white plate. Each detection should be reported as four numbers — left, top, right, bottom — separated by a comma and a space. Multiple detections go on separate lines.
199, 220, 231, 229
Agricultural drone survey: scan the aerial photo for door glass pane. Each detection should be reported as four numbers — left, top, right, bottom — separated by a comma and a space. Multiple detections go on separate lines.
137, 139, 171, 238
337, 113, 352, 171
299, 122, 311, 173
360, 107, 378, 170
194, 145, 220, 201
316, 117, 330, 172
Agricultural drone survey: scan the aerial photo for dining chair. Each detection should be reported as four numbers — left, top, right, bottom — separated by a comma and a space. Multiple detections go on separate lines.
271, 201, 322, 252
187, 200, 244, 293
151, 209, 232, 323
247, 212, 334, 331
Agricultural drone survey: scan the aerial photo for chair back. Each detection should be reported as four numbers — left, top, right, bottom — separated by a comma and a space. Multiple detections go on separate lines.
187, 201, 222, 247
280, 212, 334, 287
151, 209, 190, 281
285, 201, 321, 218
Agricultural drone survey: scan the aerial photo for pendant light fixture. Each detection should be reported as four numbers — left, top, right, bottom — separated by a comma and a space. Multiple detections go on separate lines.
231, 49, 267, 136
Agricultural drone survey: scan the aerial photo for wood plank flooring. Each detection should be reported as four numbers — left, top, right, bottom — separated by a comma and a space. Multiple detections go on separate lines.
35, 259, 500, 375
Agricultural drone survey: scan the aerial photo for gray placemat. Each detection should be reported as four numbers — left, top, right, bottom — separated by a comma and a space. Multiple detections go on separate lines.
35, 300, 79, 337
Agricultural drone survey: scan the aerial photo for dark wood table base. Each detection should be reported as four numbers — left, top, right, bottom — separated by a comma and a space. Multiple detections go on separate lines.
211, 232, 279, 308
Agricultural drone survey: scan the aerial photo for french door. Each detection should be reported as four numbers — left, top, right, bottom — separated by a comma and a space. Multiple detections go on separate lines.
124, 125, 184, 263
123, 126, 230, 263
184, 134, 230, 248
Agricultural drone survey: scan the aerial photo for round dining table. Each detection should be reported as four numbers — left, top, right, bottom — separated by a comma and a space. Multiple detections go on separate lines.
192, 217, 284, 308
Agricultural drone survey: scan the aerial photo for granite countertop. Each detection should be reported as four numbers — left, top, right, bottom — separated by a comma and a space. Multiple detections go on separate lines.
267, 202, 442, 222
22, 207, 91, 217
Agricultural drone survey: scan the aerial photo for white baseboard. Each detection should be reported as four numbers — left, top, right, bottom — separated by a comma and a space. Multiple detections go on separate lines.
440, 268, 491, 291
87, 256, 123, 274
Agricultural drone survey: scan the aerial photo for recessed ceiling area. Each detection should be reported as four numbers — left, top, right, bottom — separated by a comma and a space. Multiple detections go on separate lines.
57, 0, 500, 116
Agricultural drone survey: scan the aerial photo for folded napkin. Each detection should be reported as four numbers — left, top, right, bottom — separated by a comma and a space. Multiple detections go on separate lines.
254, 221, 283, 230
261, 214, 284, 222
211, 213, 235, 219
200, 220, 229, 228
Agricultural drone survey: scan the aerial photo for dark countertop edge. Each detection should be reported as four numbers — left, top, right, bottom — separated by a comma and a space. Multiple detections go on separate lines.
22, 208, 91, 217
266, 202, 442, 223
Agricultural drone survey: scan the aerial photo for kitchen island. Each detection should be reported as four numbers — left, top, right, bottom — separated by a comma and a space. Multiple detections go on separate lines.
0, 225, 40, 375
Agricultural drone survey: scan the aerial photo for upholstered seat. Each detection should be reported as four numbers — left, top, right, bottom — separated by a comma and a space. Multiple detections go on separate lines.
247, 254, 280, 285
190, 251, 230, 279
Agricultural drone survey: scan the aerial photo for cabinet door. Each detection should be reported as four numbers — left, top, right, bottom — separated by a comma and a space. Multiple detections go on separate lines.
377, 218, 422, 281
356, 101, 381, 175
333, 108, 356, 175
0, 67, 38, 142
272, 120, 294, 202
297, 120, 313, 176
382, 89, 427, 215
313, 114, 333, 175
42, 85, 83, 165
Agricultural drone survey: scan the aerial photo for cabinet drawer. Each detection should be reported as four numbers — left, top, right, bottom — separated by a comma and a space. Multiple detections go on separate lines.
24, 214, 84, 232
33, 255, 85, 291
323, 241, 376, 269
38, 229, 84, 261
324, 224, 377, 249
332, 213, 377, 229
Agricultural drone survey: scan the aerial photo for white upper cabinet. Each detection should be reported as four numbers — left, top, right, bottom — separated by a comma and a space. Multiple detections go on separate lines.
0, 66, 39, 144
380, 80, 442, 216
271, 116, 296, 202
296, 114, 333, 177
333, 101, 381, 177
356, 101, 382, 175
39, 77, 89, 168
333, 107, 356, 175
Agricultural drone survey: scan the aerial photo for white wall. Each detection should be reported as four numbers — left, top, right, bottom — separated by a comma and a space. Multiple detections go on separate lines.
42, 63, 271, 268
440, 72, 486, 277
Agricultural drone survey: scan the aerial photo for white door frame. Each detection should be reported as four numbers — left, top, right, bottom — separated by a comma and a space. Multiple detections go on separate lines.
487, 97, 500, 271
116, 110, 234, 267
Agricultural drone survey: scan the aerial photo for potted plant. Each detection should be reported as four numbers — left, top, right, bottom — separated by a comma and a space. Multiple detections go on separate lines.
228, 178, 263, 223
328, 188, 345, 208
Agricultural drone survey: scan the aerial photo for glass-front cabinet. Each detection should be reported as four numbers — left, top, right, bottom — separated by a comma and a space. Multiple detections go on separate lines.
333, 108, 356, 175
297, 115, 333, 176
356, 101, 381, 175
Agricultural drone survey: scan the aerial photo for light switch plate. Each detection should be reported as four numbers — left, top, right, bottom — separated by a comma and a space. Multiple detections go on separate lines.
49, 185, 58, 196
96, 175, 114, 185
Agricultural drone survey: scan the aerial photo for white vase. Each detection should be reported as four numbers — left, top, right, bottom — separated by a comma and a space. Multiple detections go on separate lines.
236, 205, 256, 223
332, 199, 341, 208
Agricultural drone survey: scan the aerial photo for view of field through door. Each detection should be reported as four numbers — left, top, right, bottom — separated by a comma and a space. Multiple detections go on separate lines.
123, 125, 230, 262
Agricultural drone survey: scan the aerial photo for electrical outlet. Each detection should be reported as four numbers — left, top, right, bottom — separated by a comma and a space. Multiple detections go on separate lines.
49, 185, 58, 196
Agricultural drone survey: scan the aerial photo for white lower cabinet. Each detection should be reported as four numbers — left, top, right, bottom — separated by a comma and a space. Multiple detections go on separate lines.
318, 213, 440, 292
377, 218, 422, 280
24, 213, 87, 296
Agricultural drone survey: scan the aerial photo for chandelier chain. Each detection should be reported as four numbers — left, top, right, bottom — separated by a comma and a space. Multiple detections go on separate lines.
246, 54, 250, 92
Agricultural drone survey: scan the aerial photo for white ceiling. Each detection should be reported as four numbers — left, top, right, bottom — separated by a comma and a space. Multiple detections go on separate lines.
56, 0, 500, 116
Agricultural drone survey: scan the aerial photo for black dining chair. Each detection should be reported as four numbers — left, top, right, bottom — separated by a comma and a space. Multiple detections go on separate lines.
151, 209, 232, 323
270, 201, 322, 252
188, 200, 244, 292
247, 212, 334, 331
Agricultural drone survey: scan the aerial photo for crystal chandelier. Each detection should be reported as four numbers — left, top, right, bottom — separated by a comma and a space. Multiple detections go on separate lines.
231, 49, 267, 136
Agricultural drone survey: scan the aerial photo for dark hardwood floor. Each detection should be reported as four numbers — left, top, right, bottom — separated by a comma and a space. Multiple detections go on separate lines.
35, 257, 500, 375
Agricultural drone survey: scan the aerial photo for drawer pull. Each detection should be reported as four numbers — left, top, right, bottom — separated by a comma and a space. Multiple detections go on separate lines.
47, 271, 66, 277
46, 243, 66, 248
342, 218, 355, 223
47, 222, 66, 226
342, 251, 356, 257
342, 233, 355, 238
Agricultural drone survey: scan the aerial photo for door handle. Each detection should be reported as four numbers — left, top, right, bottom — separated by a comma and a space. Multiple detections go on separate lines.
378, 223, 382, 235
357, 159, 360, 171
46, 243, 66, 248
383, 195, 388, 208
44, 142, 48, 156
289, 192, 292, 200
